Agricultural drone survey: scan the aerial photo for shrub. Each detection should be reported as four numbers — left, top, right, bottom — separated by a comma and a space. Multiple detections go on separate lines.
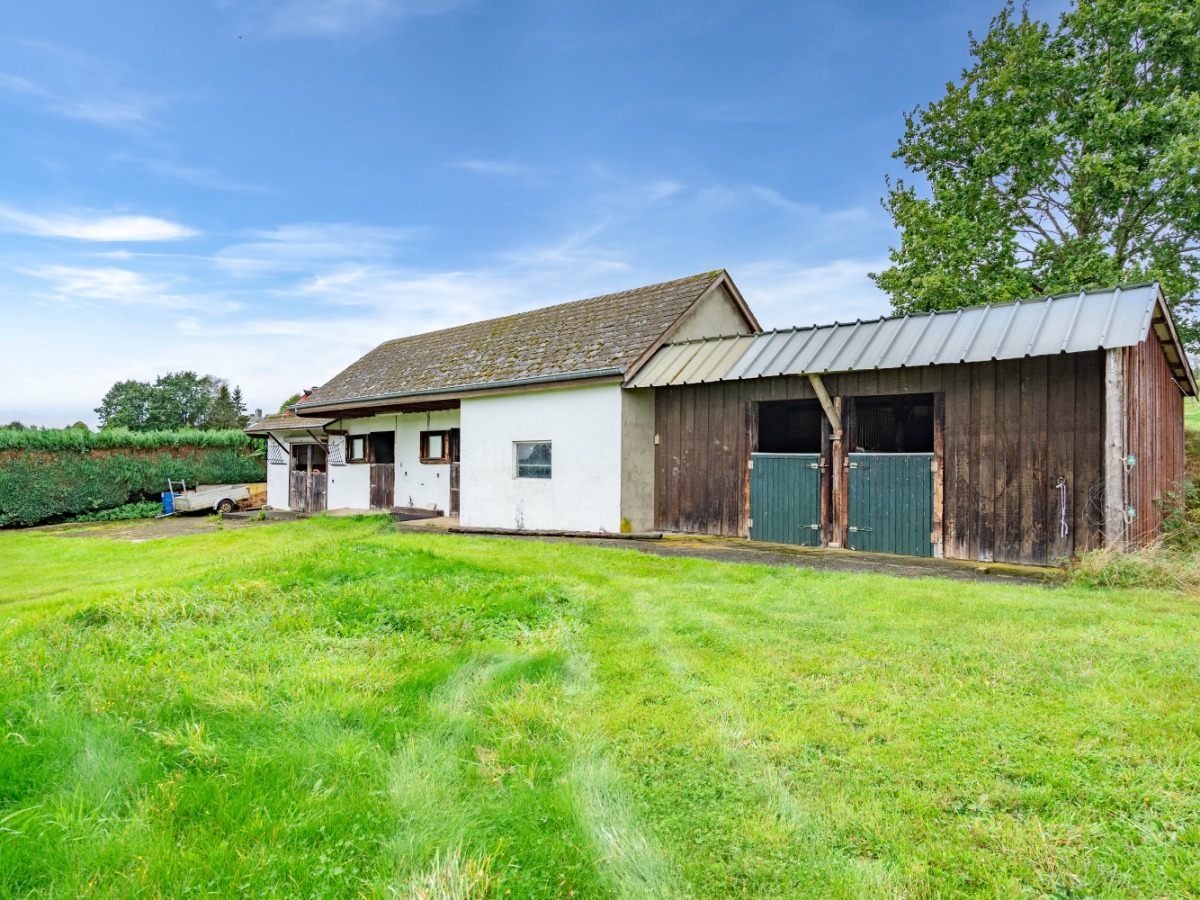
0, 433, 264, 528
1063, 544, 1200, 593
0, 427, 255, 453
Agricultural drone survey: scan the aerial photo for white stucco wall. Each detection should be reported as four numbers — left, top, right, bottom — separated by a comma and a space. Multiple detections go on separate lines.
266, 444, 291, 509
670, 284, 753, 341
394, 409, 459, 511
328, 410, 460, 511
620, 388, 656, 532
460, 384, 623, 531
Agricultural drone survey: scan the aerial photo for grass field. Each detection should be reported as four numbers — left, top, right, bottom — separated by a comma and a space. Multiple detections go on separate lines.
2, 518, 1198, 898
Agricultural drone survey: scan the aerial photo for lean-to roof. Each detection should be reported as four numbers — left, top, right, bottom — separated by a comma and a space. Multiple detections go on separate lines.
628, 283, 1197, 396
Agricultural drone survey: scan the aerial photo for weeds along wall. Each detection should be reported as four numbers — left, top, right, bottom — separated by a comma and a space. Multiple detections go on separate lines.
0, 429, 265, 527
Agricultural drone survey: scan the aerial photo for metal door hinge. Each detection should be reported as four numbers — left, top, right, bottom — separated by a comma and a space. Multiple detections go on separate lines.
848, 462, 859, 469
848, 525, 873, 533
747, 518, 753, 528
930, 460, 938, 472
747, 459, 754, 469
808, 462, 819, 469
803, 524, 819, 530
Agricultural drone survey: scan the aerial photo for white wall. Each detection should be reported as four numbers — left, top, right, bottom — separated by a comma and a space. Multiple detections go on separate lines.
620, 388, 656, 532
328, 410, 460, 511
460, 384, 623, 531
394, 409, 459, 511
266, 442, 291, 509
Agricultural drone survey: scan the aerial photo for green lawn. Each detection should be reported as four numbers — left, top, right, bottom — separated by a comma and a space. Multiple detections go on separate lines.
2, 518, 1198, 898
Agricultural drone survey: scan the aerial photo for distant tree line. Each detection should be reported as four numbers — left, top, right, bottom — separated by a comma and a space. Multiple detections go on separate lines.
95, 372, 250, 431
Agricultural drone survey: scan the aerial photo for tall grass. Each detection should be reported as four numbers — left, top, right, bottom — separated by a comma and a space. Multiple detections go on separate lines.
0, 427, 256, 452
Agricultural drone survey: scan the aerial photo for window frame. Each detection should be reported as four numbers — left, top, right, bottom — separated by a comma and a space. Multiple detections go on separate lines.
513, 440, 552, 480
346, 434, 368, 463
419, 430, 451, 464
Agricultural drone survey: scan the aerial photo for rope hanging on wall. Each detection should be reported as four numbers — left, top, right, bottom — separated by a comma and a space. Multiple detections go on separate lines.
1056, 477, 1070, 538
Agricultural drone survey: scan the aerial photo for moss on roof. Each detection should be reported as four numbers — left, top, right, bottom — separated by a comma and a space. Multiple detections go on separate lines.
298, 271, 726, 409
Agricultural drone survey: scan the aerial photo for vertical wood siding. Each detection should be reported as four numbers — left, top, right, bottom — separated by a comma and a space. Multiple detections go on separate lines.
1123, 333, 1186, 546
653, 352, 1111, 566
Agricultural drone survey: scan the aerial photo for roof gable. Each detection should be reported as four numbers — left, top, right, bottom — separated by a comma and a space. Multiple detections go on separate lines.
297, 270, 750, 411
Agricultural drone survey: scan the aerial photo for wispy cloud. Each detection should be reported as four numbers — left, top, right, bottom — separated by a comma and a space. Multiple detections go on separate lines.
0, 206, 197, 241
451, 158, 550, 180
0, 43, 172, 129
263, 0, 474, 37
130, 158, 271, 194
21, 264, 236, 312
216, 222, 423, 275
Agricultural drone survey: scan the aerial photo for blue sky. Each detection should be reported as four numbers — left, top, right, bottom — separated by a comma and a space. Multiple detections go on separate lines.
1, 0, 1066, 426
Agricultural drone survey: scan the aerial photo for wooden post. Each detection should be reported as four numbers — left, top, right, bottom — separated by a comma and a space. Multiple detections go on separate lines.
932, 392, 945, 558
829, 396, 846, 547
1103, 348, 1127, 551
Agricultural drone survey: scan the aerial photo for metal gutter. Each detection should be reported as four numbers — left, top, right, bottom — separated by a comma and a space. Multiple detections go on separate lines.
296, 366, 625, 411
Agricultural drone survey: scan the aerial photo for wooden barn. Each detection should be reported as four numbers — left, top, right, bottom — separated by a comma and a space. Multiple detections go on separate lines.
628, 283, 1196, 566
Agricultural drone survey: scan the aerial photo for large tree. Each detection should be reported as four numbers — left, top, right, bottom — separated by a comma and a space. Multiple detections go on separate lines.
95, 372, 250, 431
871, 0, 1200, 351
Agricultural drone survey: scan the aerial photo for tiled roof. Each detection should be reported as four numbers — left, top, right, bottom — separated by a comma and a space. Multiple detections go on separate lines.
245, 414, 334, 433
629, 282, 1197, 396
297, 271, 730, 410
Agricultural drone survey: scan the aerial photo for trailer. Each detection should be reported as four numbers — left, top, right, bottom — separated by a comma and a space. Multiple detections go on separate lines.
161, 481, 266, 515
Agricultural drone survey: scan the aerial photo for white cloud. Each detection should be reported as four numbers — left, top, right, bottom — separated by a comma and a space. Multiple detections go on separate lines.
21, 264, 238, 312
0, 207, 197, 241
733, 258, 894, 329
451, 159, 549, 179
265, 0, 473, 37
216, 222, 423, 275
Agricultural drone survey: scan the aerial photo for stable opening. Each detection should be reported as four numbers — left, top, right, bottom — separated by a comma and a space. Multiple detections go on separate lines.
291, 443, 327, 473
369, 432, 395, 464
851, 394, 934, 453
758, 399, 823, 453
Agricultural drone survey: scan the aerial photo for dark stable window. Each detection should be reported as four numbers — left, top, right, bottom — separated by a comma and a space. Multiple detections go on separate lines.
851, 394, 935, 453
369, 432, 395, 465
347, 435, 367, 462
420, 430, 450, 464
291, 443, 327, 473
514, 441, 551, 479
758, 400, 823, 453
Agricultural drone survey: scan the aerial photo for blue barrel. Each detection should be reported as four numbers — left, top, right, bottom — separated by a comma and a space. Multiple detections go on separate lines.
162, 491, 175, 515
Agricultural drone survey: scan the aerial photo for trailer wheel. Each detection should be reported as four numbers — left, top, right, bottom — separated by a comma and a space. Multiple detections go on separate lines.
216, 499, 236, 514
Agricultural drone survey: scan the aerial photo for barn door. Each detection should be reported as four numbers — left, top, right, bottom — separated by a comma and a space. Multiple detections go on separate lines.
369, 465, 394, 510
289, 444, 328, 513
847, 453, 934, 557
749, 453, 822, 546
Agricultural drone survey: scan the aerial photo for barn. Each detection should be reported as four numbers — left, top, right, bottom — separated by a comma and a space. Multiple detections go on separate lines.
628, 282, 1196, 566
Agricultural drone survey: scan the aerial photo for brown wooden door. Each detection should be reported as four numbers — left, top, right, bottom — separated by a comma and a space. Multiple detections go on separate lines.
369, 464, 394, 510
448, 428, 460, 517
289, 469, 307, 511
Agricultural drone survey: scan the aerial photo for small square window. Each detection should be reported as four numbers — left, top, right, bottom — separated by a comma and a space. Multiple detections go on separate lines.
347, 435, 367, 462
514, 441, 551, 479
420, 430, 450, 463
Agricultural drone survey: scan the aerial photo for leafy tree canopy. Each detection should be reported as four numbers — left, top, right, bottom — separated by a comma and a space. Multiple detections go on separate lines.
278, 393, 303, 413
95, 372, 249, 431
872, 0, 1200, 352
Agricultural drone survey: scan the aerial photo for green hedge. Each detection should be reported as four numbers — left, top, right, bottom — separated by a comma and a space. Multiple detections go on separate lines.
0, 441, 265, 528
0, 427, 256, 452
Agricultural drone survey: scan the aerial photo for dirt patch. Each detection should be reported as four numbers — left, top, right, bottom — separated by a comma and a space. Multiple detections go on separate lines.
40, 515, 277, 542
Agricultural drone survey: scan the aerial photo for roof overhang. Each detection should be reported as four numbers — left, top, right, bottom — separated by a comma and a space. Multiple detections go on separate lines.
294, 367, 624, 416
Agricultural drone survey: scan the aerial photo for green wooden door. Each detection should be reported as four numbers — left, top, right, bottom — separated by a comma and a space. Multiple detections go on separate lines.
847, 453, 934, 557
749, 453, 822, 546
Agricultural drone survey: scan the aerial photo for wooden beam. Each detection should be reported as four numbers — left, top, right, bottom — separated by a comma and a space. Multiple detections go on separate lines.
807, 373, 841, 436
932, 392, 945, 558
829, 395, 846, 548
1104, 348, 1127, 550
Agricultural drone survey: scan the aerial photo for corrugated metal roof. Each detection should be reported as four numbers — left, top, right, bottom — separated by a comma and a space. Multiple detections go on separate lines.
627, 283, 1196, 395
